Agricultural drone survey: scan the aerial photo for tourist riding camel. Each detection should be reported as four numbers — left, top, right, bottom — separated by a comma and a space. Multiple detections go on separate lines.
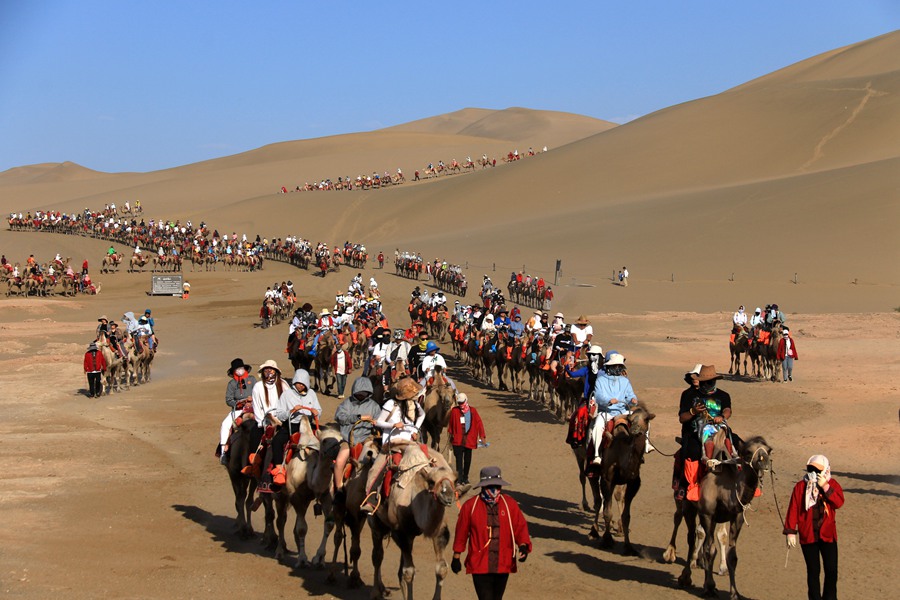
217, 358, 256, 464
360, 378, 426, 513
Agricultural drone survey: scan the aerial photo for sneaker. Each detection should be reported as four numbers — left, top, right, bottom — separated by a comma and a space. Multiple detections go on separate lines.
788, 376, 792, 381
338, 394, 345, 399
220, 453, 228, 466
591, 457, 602, 465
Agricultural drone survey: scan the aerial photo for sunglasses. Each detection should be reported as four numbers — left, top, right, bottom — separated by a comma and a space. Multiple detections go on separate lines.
806, 465, 822, 474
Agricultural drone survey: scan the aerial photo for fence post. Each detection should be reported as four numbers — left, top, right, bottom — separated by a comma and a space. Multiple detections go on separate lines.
492, 262, 495, 272
672, 273, 675, 283
730, 272, 734, 282
554, 260, 561, 286
793, 273, 798, 284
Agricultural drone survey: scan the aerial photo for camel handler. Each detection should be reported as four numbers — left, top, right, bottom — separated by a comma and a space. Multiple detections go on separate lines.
784, 455, 844, 600
360, 377, 426, 513
332, 376, 382, 501
451, 466, 532, 600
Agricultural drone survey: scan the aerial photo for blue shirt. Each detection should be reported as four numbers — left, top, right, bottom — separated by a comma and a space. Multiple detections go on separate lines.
591, 373, 637, 417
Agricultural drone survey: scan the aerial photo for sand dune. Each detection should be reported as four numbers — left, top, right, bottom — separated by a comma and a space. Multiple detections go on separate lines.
2, 33, 898, 298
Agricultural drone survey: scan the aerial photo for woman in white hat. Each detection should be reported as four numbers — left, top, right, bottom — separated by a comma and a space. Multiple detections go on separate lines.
247, 360, 286, 491
784, 455, 844, 600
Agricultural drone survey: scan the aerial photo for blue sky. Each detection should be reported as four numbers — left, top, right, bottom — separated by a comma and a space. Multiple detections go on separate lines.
1, 1, 896, 173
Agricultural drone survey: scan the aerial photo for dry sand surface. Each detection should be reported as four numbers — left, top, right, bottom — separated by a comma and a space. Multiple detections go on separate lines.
1, 31, 899, 599
0, 233, 898, 600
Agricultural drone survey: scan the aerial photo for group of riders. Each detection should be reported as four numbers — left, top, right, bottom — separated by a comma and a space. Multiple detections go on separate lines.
285, 169, 406, 193
275, 146, 549, 194
86, 309, 159, 395
8, 205, 378, 280
1, 252, 98, 296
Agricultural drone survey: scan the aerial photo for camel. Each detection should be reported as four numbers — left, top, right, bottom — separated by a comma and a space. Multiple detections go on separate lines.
273, 422, 343, 568
288, 330, 315, 371
96, 334, 127, 394
728, 325, 750, 376
313, 331, 336, 395
590, 402, 655, 555
329, 431, 381, 588
128, 254, 150, 273
100, 254, 121, 274
420, 367, 454, 453
675, 430, 773, 599
368, 442, 457, 600
126, 334, 154, 385
223, 419, 269, 539
6, 278, 27, 297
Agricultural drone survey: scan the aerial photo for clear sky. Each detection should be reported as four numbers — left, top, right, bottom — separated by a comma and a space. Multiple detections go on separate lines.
1, 1, 896, 173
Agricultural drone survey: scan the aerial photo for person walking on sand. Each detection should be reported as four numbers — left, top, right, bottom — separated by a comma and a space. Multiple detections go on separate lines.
777, 326, 799, 382
83, 340, 107, 398
622, 266, 629, 287
784, 455, 844, 600
447, 393, 486, 485
451, 466, 532, 600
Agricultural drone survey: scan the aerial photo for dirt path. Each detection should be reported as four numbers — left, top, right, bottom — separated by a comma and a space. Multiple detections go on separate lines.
1, 263, 897, 599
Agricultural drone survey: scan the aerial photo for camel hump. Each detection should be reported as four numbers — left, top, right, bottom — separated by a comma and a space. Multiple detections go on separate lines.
394, 442, 431, 490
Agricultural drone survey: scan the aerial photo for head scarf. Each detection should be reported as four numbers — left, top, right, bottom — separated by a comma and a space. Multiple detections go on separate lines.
804, 455, 831, 511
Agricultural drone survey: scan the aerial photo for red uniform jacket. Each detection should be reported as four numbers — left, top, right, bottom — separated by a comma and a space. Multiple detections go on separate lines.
784, 479, 844, 544
83, 349, 107, 373
453, 494, 532, 574
447, 405, 486, 449
330, 350, 353, 374
776, 337, 799, 361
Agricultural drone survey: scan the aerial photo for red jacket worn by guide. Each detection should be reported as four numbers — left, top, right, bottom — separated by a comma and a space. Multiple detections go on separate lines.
776, 337, 799, 361
784, 478, 844, 544
83, 349, 107, 373
453, 494, 532, 575
447, 405, 486, 449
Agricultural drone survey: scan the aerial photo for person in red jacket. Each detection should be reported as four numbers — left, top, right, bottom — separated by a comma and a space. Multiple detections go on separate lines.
452, 466, 531, 600
777, 326, 799, 382
447, 393, 486, 485
784, 455, 844, 600
330, 345, 353, 398
83, 340, 108, 398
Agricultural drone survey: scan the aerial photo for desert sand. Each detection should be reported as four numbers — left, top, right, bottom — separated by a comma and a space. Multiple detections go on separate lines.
1, 31, 898, 599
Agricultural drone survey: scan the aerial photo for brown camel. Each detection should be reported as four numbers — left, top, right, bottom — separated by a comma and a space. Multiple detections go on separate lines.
421, 366, 454, 453
273, 423, 342, 568
329, 432, 381, 588
368, 441, 456, 600
728, 325, 750, 376
590, 402, 655, 555
676, 430, 772, 599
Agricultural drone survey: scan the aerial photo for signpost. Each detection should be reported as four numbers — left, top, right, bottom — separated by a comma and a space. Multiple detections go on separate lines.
151, 275, 183, 296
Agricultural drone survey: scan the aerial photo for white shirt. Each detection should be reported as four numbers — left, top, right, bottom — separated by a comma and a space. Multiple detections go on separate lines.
572, 324, 593, 345
733, 311, 748, 326
375, 399, 425, 444
251, 380, 283, 426
420, 353, 447, 379
750, 314, 764, 327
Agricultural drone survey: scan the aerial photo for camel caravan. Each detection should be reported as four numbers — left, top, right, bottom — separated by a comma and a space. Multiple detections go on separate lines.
281, 146, 531, 193
220, 268, 782, 599
87, 311, 158, 396
728, 304, 791, 382
2, 253, 100, 297
7, 207, 375, 281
